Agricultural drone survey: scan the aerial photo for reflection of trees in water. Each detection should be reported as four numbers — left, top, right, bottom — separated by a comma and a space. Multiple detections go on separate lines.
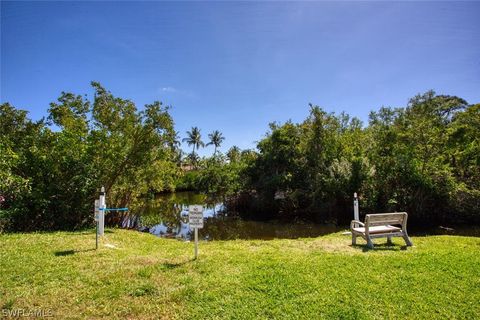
112, 191, 341, 240
201, 217, 340, 240
134, 192, 222, 230
106, 210, 137, 228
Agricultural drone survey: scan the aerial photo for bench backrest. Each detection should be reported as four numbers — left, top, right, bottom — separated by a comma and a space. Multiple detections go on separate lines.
365, 212, 408, 227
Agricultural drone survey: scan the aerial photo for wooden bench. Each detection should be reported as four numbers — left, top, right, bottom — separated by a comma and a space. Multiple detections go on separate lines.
350, 212, 413, 249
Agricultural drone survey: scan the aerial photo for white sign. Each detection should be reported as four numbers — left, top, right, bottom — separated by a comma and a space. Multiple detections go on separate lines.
188, 205, 204, 229
94, 199, 100, 221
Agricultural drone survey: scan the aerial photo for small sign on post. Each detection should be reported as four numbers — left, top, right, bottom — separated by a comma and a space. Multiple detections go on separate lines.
188, 205, 204, 228
189, 205, 204, 259
94, 200, 100, 221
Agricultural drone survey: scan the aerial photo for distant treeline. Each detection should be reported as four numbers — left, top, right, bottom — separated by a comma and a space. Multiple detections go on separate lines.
233, 93, 479, 225
1, 83, 479, 231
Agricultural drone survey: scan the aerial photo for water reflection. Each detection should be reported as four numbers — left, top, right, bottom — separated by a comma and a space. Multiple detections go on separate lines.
121, 191, 341, 240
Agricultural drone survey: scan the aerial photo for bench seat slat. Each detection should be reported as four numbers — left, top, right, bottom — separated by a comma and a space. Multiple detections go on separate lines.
369, 232, 404, 239
352, 225, 401, 234
368, 220, 404, 226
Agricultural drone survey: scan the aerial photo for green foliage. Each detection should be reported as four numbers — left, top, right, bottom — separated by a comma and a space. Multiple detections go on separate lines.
1, 87, 478, 230
0, 83, 179, 231
226, 145, 241, 163
176, 153, 248, 196
176, 170, 202, 191
196, 154, 245, 195
241, 92, 479, 225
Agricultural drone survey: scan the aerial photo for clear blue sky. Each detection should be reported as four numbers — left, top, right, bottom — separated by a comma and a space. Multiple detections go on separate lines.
2, 1, 479, 155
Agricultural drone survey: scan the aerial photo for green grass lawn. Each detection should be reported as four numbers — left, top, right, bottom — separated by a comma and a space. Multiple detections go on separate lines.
1, 229, 479, 319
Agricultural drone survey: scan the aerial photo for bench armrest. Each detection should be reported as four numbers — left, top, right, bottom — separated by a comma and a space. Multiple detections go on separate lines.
350, 220, 365, 229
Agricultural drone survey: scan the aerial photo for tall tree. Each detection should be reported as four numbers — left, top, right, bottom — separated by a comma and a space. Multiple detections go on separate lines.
206, 130, 225, 155
182, 127, 204, 167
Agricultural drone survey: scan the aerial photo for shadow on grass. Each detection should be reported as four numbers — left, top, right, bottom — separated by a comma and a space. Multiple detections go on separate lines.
64, 229, 115, 236
351, 242, 409, 252
54, 248, 96, 256
160, 259, 194, 269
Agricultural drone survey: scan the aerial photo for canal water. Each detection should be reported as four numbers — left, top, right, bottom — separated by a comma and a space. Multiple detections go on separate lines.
120, 191, 341, 241
114, 191, 480, 240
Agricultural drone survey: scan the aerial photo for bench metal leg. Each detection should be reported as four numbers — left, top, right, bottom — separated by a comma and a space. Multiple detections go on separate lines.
366, 236, 374, 249
387, 235, 393, 245
403, 233, 413, 246
352, 233, 357, 246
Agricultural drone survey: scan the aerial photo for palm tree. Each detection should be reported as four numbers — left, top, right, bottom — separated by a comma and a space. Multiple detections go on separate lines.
182, 127, 204, 167
227, 145, 241, 163
166, 130, 181, 151
186, 152, 199, 167
206, 130, 225, 155
172, 131, 181, 148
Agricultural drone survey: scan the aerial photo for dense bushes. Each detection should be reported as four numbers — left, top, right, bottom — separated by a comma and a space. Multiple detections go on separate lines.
0, 83, 180, 231
237, 92, 480, 225
176, 154, 249, 195
1, 87, 478, 231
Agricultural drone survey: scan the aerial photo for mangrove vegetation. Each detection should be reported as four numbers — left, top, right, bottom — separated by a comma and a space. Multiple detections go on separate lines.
1, 82, 479, 231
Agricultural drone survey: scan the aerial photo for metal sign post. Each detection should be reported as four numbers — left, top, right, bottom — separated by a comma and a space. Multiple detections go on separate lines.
353, 192, 359, 227
94, 186, 128, 249
188, 205, 204, 259
99, 187, 106, 236
94, 199, 100, 249
194, 228, 199, 258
